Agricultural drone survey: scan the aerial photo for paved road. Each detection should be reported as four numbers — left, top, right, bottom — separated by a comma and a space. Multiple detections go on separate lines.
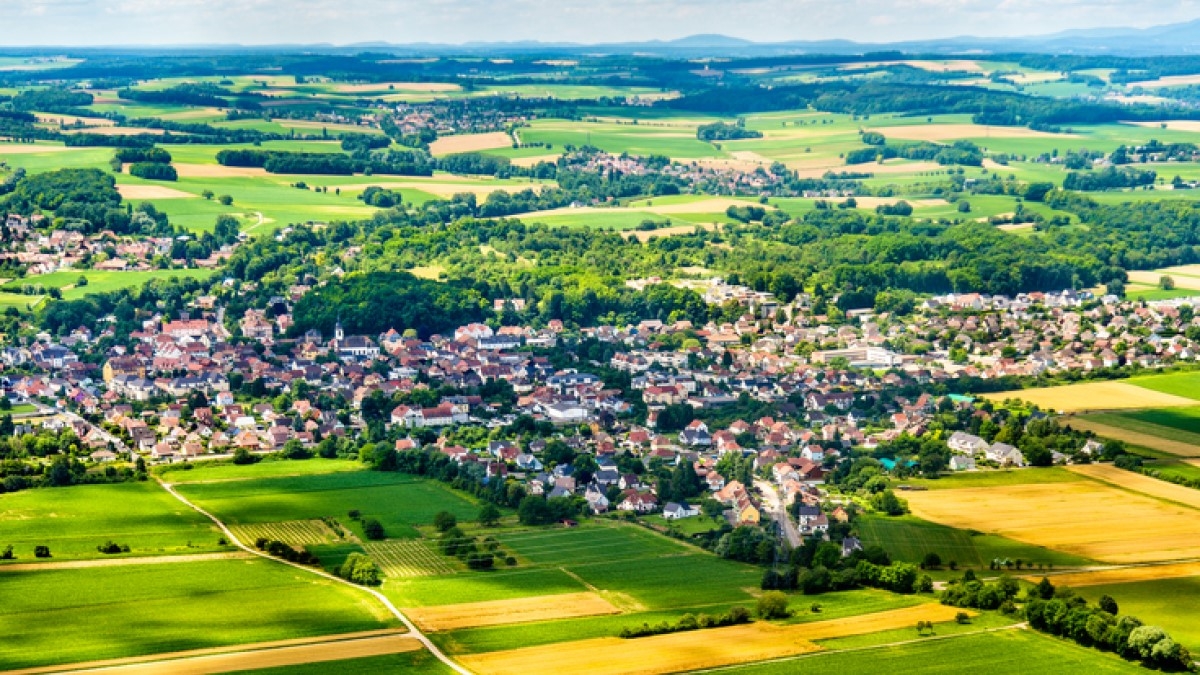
156, 478, 473, 675
755, 479, 802, 549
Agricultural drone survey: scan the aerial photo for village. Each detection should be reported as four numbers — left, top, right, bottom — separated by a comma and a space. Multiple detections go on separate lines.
5, 268, 1197, 541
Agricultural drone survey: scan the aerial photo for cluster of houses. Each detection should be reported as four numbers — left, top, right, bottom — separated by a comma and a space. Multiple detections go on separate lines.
0, 214, 235, 278
5, 271, 1200, 539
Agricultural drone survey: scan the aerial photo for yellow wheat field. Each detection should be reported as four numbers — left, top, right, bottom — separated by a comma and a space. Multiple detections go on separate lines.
1031, 561, 1200, 588
905, 480, 1200, 564
458, 604, 967, 675
982, 381, 1196, 413
1068, 464, 1200, 510
116, 184, 196, 200
1127, 268, 1200, 291
405, 592, 620, 631
429, 131, 513, 156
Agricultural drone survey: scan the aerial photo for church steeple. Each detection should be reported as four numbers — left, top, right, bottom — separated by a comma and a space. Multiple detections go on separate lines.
334, 317, 344, 342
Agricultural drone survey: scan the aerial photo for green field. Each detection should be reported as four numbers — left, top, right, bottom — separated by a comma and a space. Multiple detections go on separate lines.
1143, 459, 1200, 483
1127, 372, 1200, 401
1083, 406, 1200, 442
176, 471, 482, 539
723, 628, 1142, 674
0, 482, 223, 562
385, 522, 759, 609
900, 467, 1083, 491
0, 559, 395, 670
385, 565, 587, 607
519, 118, 726, 159
1078, 577, 1200, 653
158, 457, 366, 483
3, 269, 214, 300
855, 515, 1094, 571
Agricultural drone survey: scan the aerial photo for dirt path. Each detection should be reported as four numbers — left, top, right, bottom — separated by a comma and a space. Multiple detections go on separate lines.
5, 630, 415, 675
155, 479, 472, 675
0, 551, 251, 573
1066, 417, 1200, 457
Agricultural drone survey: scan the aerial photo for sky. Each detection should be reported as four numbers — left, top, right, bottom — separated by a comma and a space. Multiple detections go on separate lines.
1, 0, 1199, 46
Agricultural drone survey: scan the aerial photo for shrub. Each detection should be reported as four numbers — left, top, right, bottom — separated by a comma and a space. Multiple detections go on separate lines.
1, 545, 14, 560
757, 591, 790, 619
97, 540, 129, 554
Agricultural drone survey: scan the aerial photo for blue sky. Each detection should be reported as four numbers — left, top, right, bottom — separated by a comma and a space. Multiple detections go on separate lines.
1, 0, 1198, 46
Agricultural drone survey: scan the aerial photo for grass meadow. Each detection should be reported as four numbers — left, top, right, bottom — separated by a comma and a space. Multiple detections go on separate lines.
3, 269, 214, 300
0, 481, 224, 562
900, 467, 1083, 490
1127, 372, 1200, 401
158, 457, 366, 483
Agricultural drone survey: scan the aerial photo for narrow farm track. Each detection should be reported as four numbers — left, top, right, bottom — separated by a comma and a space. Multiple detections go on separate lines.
154, 479, 473, 675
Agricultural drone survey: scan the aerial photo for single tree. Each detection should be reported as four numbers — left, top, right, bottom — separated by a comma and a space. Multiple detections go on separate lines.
478, 504, 501, 527
433, 511, 458, 533
361, 518, 385, 540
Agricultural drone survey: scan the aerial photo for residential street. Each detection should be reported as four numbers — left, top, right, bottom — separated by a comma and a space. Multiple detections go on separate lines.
755, 479, 802, 549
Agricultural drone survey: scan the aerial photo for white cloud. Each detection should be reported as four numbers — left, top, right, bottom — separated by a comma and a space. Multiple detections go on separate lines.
0, 0, 1196, 45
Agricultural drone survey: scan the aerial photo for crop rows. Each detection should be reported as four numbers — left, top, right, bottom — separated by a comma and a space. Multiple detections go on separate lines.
230, 520, 333, 547
364, 540, 456, 577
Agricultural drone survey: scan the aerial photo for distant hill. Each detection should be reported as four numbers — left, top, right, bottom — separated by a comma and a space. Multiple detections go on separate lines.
5, 19, 1200, 57
334, 19, 1200, 57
